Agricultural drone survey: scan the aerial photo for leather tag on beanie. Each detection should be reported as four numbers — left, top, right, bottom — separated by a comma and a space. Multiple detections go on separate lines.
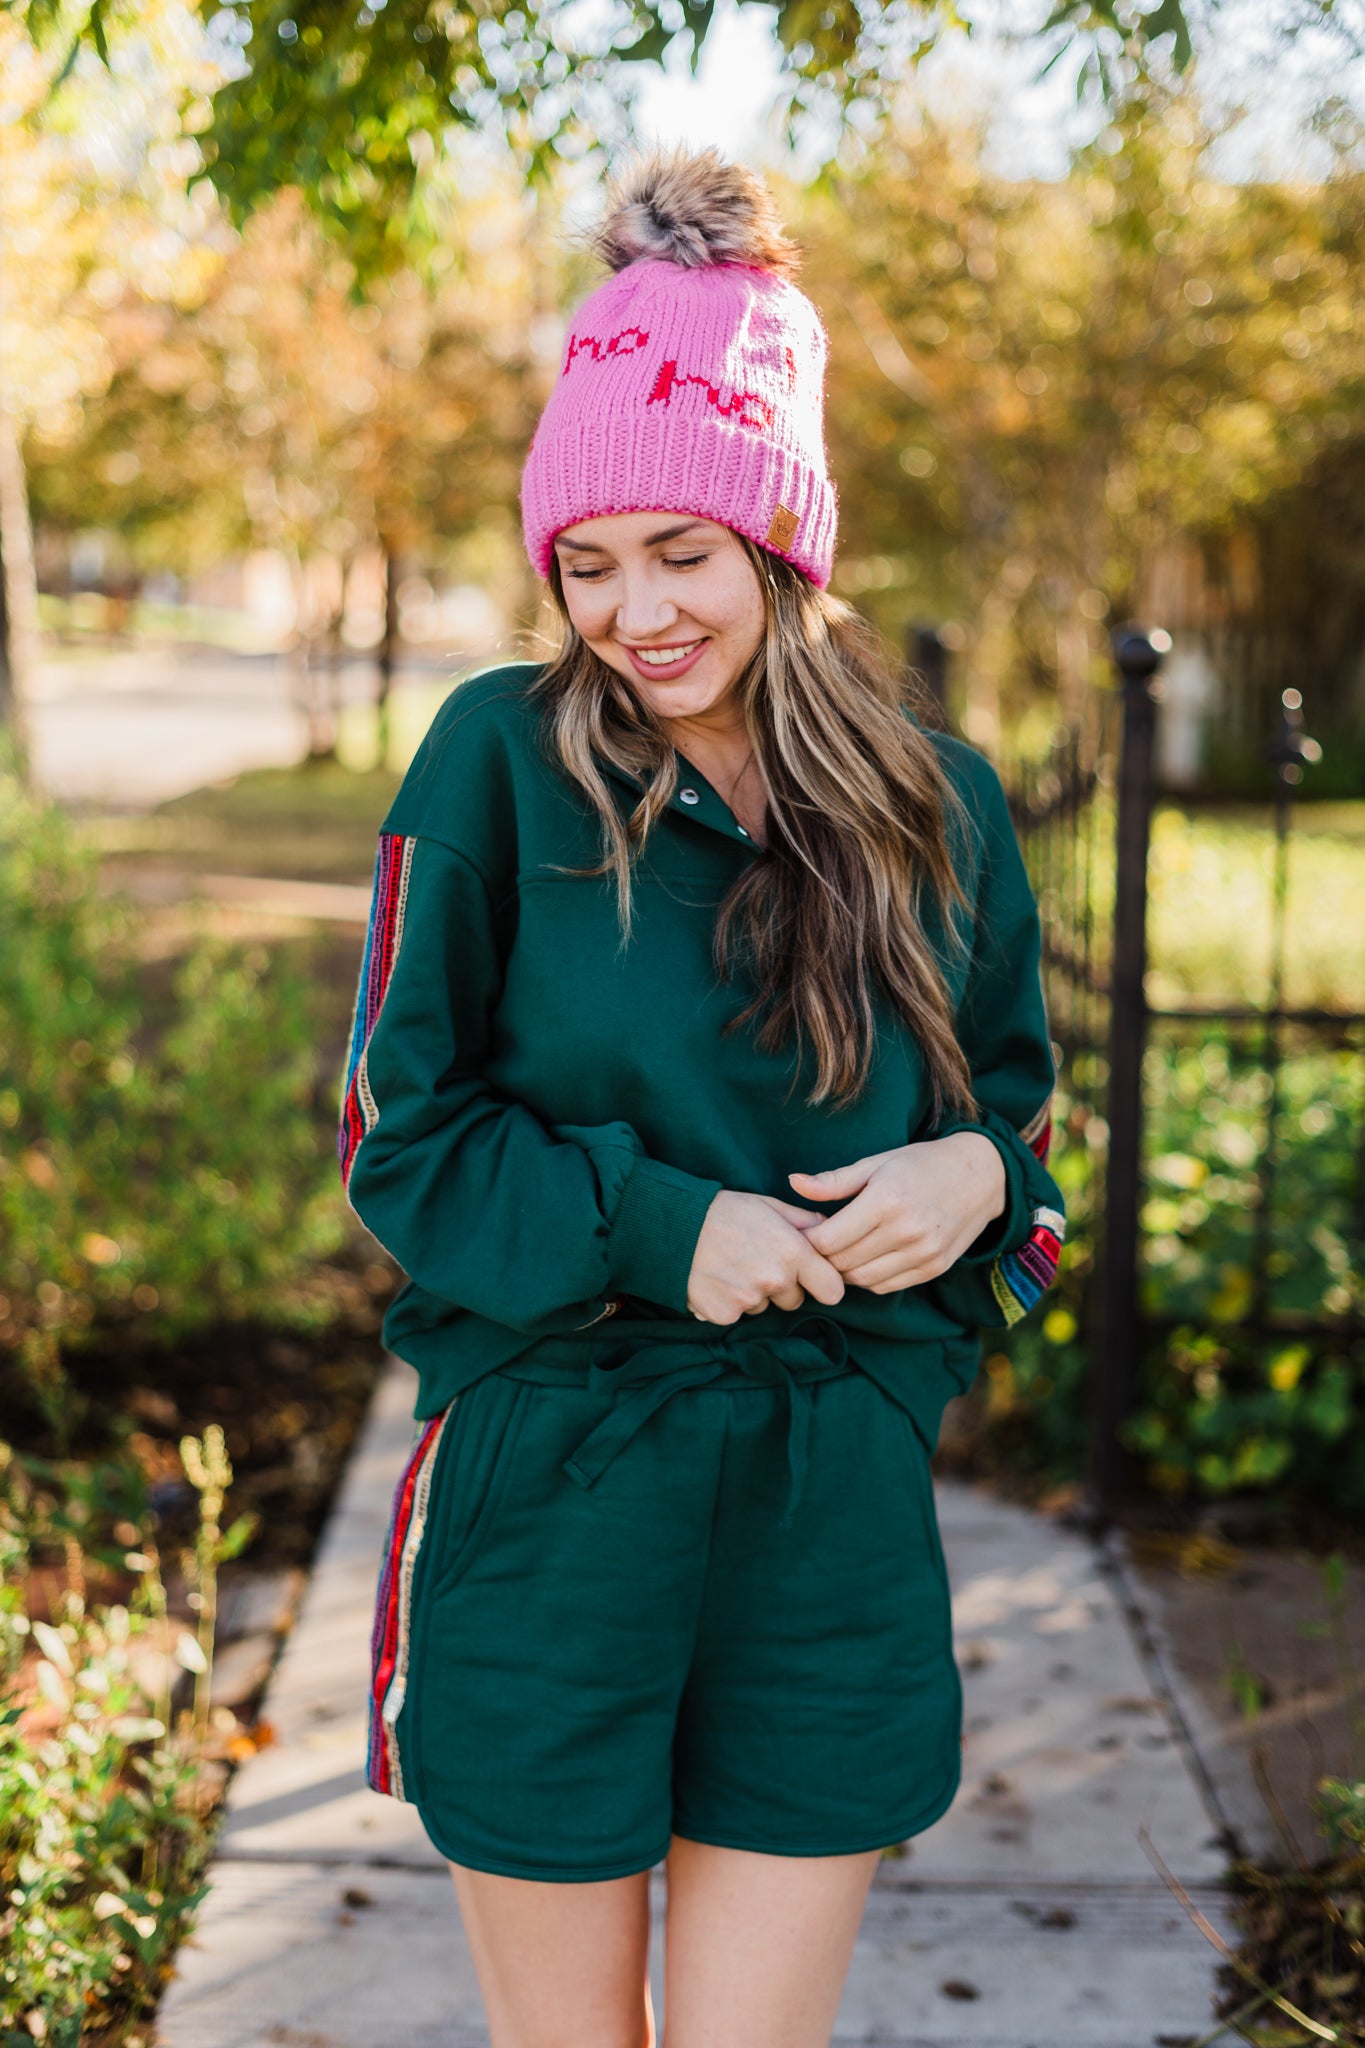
765, 504, 800, 552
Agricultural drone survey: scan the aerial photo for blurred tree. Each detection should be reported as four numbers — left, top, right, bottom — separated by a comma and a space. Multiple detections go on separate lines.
798, 94, 1365, 749
6, 0, 1363, 775
0, 0, 222, 767
15, 0, 1362, 285
161, 0, 1365, 289
24, 165, 543, 753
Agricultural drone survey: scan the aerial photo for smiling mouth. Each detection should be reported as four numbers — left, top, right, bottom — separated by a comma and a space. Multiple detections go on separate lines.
624, 639, 706, 668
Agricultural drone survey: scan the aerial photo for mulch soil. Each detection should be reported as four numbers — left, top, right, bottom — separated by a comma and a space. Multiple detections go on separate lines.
2, 1253, 400, 1580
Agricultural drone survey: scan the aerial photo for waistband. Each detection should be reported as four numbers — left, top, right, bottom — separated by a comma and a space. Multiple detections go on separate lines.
498, 1313, 863, 1530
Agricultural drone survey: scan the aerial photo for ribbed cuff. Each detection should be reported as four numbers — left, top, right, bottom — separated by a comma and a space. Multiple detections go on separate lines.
931, 1118, 1030, 1265
521, 409, 838, 590
606, 1156, 724, 1312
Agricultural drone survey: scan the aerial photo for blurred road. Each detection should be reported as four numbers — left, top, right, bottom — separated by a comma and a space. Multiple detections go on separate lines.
24, 644, 458, 810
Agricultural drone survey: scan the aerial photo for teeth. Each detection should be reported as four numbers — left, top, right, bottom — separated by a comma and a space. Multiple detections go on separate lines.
631, 643, 701, 667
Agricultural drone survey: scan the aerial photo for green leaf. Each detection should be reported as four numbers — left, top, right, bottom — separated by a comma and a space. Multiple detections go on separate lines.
88, 0, 109, 66
615, 13, 674, 64
218, 1511, 260, 1563
42, 29, 83, 99
1139, 0, 1193, 72
686, 0, 716, 73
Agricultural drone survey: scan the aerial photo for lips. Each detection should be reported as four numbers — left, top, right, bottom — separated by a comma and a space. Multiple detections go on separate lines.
621, 638, 709, 681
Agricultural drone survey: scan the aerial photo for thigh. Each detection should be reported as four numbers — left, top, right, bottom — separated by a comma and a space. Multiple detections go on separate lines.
673, 1370, 963, 1855
663, 1835, 879, 2048
450, 1858, 654, 2048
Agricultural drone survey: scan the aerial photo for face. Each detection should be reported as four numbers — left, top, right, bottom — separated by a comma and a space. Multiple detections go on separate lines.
553, 511, 765, 727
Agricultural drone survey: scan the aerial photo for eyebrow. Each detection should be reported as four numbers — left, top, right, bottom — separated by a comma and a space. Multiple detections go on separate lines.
554, 520, 710, 554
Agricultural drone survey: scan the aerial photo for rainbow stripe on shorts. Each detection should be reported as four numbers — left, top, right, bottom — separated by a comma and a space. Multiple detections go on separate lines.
368, 1405, 452, 1800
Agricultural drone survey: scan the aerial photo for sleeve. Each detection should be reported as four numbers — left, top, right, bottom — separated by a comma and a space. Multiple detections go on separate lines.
922, 761, 1066, 1329
337, 829, 723, 1332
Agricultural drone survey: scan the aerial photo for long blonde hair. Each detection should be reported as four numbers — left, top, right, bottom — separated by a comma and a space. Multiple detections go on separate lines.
528, 541, 982, 1121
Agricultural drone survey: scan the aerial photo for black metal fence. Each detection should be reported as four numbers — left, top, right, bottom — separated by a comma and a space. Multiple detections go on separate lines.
991, 629, 1365, 1530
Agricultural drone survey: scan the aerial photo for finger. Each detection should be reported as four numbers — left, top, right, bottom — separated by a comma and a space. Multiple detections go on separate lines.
795, 1242, 845, 1307
767, 1283, 807, 1312
787, 1159, 877, 1202
759, 1196, 829, 1229
844, 1252, 930, 1292
802, 1188, 895, 1258
825, 1220, 918, 1272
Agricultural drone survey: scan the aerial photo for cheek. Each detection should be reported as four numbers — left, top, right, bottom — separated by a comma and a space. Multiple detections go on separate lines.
561, 581, 612, 642
713, 572, 764, 653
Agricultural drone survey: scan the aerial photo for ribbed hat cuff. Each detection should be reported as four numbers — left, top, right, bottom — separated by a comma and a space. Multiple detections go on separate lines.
521, 411, 837, 590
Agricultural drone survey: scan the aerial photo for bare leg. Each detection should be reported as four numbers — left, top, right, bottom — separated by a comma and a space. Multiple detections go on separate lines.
662, 1835, 881, 2048
447, 1859, 655, 2048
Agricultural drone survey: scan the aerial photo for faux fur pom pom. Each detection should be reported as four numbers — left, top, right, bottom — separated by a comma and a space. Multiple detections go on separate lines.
591, 145, 800, 279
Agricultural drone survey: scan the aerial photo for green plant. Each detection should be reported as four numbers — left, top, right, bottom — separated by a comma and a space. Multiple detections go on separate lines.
177, 1428, 258, 1746
1140, 1554, 1365, 2046
0, 765, 348, 1426
0, 1424, 263, 2048
1205, 1554, 1365, 2043
947, 1019, 1365, 1519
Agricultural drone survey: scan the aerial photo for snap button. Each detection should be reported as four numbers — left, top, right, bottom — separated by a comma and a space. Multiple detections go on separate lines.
679, 787, 700, 805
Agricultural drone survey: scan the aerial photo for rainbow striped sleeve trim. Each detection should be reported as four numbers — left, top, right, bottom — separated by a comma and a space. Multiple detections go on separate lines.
339, 832, 415, 1192
989, 1205, 1065, 1324
987, 1092, 1063, 1323
1018, 1092, 1053, 1166
367, 1404, 454, 1800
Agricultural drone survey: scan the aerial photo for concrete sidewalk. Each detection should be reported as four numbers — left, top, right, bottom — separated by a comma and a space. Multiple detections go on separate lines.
157, 1358, 1242, 2048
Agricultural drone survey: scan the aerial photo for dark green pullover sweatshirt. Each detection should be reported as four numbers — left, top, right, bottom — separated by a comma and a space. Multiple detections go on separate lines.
338, 662, 1066, 1457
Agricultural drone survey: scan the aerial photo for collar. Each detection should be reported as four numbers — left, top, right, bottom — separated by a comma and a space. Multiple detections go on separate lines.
594, 750, 759, 852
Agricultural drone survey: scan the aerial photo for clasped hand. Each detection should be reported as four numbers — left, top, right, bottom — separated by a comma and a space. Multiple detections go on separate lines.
685, 1133, 1007, 1326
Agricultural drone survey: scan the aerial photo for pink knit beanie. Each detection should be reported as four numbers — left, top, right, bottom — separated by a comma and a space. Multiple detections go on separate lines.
520, 148, 837, 590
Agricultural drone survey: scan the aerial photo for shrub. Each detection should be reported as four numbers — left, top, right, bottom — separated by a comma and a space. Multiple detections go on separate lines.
0, 1428, 255, 2048
0, 767, 347, 1415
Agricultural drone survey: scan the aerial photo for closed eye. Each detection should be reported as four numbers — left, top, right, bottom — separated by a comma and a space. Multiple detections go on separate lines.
564, 552, 710, 581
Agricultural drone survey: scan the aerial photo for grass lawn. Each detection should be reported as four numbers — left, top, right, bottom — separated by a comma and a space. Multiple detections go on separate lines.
89, 761, 403, 888
1146, 799, 1365, 1013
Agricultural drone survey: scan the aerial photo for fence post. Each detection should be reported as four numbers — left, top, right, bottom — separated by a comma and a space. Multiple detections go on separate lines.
1089, 623, 1168, 1530
907, 623, 949, 719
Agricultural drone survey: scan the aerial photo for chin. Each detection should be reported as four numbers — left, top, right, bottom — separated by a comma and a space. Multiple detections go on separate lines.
625, 663, 733, 718
644, 680, 724, 715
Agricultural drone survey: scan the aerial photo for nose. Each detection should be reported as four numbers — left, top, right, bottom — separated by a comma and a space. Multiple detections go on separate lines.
614, 569, 679, 641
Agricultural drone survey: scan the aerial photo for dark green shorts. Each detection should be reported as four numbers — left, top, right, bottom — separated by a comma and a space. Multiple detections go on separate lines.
367, 1315, 963, 1882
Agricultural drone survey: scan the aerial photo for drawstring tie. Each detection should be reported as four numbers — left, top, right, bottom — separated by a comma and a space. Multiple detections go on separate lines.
560, 1314, 850, 1530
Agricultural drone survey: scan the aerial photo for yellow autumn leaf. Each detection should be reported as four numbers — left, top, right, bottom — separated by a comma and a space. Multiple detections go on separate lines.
21, 1148, 57, 1190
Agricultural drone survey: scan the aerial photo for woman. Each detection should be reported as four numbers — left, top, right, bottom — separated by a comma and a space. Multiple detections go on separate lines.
339, 146, 1065, 2048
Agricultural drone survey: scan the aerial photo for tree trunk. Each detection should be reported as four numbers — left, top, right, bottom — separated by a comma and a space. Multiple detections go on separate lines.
308, 550, 343, 763
323, 553, 354, 762
376, 542, 399, 771
0, 402, 37, 780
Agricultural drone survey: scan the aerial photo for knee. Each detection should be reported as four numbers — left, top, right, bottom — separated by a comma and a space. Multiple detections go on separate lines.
489, 1982, 654, 2048
499, 2020, 652, 2048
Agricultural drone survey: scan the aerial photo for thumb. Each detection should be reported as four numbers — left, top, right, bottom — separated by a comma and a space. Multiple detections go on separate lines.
789, 1159, 874, 1201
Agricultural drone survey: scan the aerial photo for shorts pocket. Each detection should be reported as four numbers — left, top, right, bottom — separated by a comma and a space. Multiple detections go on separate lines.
423, 1373, 531, 1601
895, 1400, 949, 1587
